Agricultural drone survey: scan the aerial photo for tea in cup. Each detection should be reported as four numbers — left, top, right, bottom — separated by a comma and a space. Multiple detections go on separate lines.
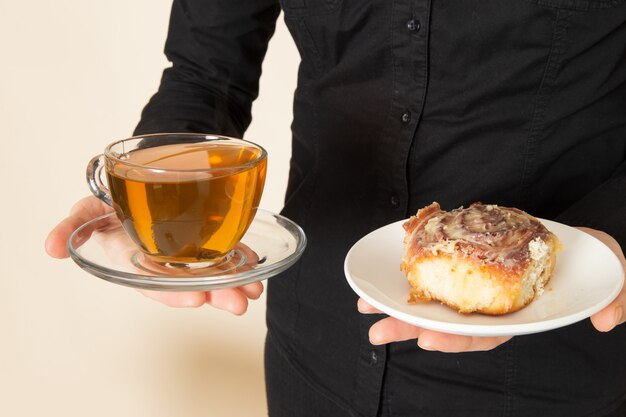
87, 133, 267, 270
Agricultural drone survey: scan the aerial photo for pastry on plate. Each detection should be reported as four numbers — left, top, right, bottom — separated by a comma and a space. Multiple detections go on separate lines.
401, 202, 562, 315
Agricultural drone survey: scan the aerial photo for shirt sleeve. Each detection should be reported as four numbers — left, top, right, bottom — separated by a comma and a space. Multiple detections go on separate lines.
133, 0, 281, 138
555, 160, 626, 248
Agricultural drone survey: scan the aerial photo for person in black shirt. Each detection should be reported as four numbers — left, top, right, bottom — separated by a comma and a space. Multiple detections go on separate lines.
46, 1, 626, 416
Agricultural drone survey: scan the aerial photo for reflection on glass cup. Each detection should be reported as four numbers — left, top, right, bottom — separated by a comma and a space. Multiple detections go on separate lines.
87, 133, 267, 270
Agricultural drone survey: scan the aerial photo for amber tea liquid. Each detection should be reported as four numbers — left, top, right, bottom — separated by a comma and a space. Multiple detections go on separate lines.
106, 142, 266, 265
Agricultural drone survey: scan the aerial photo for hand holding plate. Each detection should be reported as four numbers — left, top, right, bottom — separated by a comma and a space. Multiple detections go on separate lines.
137, 242, 263, 313
45, 196, 264, 315
357, 298, 512, 352
580, 227, 626, 332
45, 196, 114, 258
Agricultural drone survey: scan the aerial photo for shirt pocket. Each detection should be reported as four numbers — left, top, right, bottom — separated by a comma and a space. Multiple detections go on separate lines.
524, 0, 625, 11
280, 0, 343, 17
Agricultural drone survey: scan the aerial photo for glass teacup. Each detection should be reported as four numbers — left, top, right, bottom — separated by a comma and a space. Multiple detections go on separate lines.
87, 133, 267, 270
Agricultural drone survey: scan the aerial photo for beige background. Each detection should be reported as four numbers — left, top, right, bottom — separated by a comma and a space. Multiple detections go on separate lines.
0, 1, 298, 416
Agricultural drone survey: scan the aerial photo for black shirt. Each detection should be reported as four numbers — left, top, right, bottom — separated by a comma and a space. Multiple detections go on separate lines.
134, 1, 626, 416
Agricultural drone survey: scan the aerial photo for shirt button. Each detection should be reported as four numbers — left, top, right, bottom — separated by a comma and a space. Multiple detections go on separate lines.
370, 350, 379, 364
407, 19, 420, 32
390, 194, 400, 207
401, 111, 411, 123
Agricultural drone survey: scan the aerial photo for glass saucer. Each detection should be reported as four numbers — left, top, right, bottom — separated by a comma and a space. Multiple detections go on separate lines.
68, 210, 307, 291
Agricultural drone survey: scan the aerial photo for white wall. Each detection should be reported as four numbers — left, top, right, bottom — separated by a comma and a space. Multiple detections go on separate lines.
0, 1, 298, 416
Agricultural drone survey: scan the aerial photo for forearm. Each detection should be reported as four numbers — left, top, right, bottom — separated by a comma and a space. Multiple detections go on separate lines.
134, 0, 281, 137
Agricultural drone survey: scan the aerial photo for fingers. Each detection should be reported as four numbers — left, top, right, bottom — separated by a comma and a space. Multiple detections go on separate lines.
205, 283, 264, 314
591, 290, 626, 332
138, 282, 265, 314
359, 298, 511, 352
368, 316, 511, 352
369, 316, 424, 344
415, 331, 511, 353
138, 288, 249, 314
45, 216, 78, 258
357, 298, 382, 314
139, 290, 208, 308
45, 196, 113, 258
205, 288, 253, 315
577, 227, 626, 333
237, 281, 265, 300
236, 242, 260, 268
359, 298, 423, 345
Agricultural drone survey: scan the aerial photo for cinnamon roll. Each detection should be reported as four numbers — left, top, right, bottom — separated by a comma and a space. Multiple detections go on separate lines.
401, 202, 562, 315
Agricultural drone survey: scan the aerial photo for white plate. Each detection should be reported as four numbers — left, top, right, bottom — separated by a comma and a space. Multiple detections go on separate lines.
344, 219, 624, 336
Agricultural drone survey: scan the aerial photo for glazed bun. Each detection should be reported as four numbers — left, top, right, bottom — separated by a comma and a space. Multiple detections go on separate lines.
401, 202, 562, 315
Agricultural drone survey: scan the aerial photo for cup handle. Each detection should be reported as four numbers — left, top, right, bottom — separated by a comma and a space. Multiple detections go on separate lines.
86, 154, 113, 207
